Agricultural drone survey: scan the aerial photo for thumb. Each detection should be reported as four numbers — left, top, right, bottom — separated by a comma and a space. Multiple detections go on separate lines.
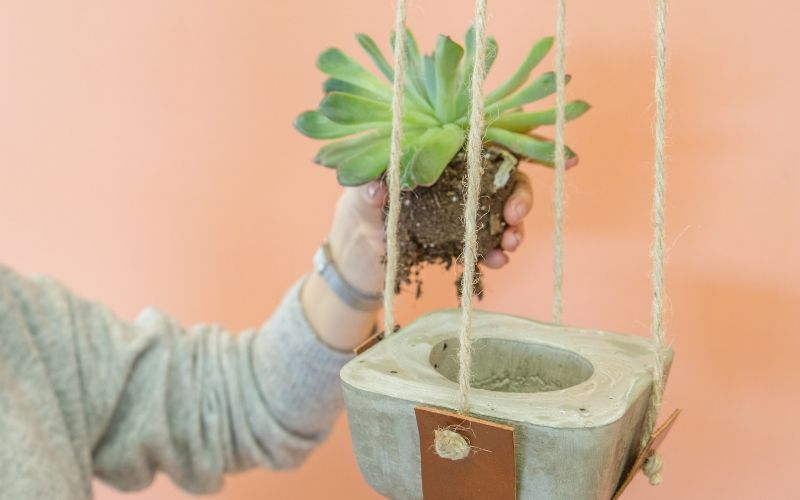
361, 181, 387, 208
345, 181, 387, 227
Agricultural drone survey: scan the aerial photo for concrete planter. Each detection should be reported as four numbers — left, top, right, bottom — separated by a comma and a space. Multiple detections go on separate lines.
340, 309, 671, 500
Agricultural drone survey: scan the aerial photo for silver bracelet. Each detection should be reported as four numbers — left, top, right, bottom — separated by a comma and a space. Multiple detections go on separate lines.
313, 241, 383, 312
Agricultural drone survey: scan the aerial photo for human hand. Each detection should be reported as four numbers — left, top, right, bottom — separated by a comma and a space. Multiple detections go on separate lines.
307, 162, 569, 351
328, 166, 555, 285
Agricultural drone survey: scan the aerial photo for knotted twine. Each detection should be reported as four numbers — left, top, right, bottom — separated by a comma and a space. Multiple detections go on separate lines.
426, 0, 490, 461
548, 0, 671, 484
379, 0, 490, 458
641, 0, 670, 485
455, 0, 489, 417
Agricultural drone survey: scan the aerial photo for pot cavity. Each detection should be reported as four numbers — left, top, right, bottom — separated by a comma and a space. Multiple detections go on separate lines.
429, 338, 593, 393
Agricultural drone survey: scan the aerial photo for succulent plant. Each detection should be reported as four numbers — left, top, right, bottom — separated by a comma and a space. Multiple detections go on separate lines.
294, 27, 589, 189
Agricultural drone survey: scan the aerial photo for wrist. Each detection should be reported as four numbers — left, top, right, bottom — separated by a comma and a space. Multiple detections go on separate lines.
313, 241, 382, 312
301, 272, 379, 352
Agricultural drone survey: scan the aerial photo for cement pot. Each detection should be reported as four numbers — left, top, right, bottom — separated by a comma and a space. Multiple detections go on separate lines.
340, 309, 672, 500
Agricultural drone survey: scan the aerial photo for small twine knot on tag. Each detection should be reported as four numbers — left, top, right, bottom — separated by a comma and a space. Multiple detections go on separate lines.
642, 453, 663, 486
434, 428, 471, 461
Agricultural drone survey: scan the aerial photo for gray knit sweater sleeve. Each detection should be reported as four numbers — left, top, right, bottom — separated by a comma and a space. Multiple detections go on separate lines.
0, 264, 353, 498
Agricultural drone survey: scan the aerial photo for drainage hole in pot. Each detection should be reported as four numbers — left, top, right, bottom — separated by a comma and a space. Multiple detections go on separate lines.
429, 338, 593, 393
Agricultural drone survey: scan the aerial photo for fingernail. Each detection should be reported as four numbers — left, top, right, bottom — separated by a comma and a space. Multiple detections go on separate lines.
366, 182, 379, 200
515, 231, 524, 245
566, 155, 579, 169
514, 203, 526, 221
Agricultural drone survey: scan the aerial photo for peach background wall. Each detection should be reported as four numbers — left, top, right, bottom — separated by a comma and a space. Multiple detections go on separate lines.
1, 1, 798, 499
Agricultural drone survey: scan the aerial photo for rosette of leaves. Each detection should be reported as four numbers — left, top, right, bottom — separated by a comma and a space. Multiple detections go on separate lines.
294, 27, 589, 189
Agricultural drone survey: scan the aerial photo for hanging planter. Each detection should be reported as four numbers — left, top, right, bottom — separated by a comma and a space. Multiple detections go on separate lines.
340, 310, 672, 499
296, 2, 677, 498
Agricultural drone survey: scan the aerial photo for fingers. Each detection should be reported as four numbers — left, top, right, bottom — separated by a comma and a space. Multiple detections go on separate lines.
483, 249, 510, 269
360, 181, 387, 208
338, 181, 387, 227
494, 171, 531, 266
501, 223, 524, 252
504, 172, 533, 226
483, 225, 523, 268
566, 154, 580, 169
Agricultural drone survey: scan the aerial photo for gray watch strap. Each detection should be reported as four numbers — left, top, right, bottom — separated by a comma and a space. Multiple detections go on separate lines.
313, 242, 383, 312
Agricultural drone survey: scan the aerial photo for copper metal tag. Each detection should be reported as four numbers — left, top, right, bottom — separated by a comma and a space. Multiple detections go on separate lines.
612, 408, 681, 499
415, 406, 516, 500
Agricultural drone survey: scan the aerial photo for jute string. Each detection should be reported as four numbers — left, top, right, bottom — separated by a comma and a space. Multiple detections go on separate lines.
428, 0, 490, 460
641, 0, 669, 486
433, 428, 471, 461
382, 0, 408, 337
455, 0, 489, 416
381, 0, 670, 472
552, 0, 567, 324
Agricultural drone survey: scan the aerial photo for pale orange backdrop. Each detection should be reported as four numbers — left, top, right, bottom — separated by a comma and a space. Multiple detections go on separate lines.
1, 1, 797, 499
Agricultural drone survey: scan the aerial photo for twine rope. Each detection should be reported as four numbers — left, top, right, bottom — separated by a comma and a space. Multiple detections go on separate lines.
382, 0, 670, 472
552, 0, 567, 324
643, 454, 664, 486
433, 428, 471, 461
641, 0, 669, 484
455, 0, 489, 417
382, 0, 408, 337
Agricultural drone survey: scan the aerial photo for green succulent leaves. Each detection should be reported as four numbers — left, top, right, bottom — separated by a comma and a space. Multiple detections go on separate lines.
295, 110, 385, 139
433, 36, 464, 123
489, 100, 590, 133
295, 27, 589, 188
402, 125, 465, 187
485, 36, 553, 104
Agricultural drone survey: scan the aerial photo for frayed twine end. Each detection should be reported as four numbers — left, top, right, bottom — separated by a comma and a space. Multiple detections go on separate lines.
642, 453, 664, 486
433, 428, 471, 461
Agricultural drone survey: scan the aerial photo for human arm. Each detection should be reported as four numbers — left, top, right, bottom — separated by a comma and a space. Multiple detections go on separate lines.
0, 265, 350, 494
